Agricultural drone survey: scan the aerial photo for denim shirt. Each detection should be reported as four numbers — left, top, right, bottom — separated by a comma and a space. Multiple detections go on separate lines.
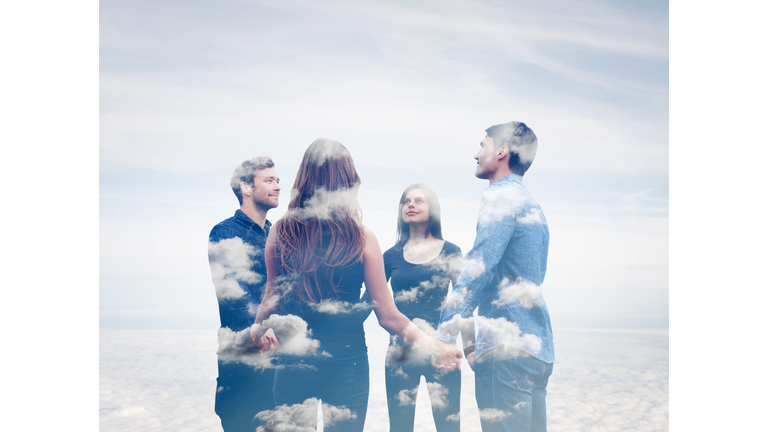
208, 210, 271, 332
436, 174, 554, 363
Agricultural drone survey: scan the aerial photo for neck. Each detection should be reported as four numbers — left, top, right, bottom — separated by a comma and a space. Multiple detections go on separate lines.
407, 224, 431, 243
240, 201, 268, 228
488, 166, 515, 185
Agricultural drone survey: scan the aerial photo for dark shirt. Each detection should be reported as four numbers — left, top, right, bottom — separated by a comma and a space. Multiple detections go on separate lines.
208, 209, 271, 332
383, 241, 462, 329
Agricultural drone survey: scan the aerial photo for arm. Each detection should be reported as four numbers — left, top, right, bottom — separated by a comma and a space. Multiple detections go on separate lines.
436, 186, 516, 343
249, 229, 281, 353
362, 226, 462, 366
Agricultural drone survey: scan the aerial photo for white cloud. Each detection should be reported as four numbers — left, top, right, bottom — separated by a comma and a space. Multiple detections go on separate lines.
517, 208, 547, 225
287, 186, 361, 220
208, 237, 261, 301
446, 412, 460, 422
254, 314, 326, 358
492, 277, 543, 309
216, 327, 275, 370
99, 327, 669, 432
394, 275, 451, 304
478, 408, 511, 422
255, 398, 356, 432
313, 299, 373, 315
396, 382, 449, 410
475, 316, 543, 356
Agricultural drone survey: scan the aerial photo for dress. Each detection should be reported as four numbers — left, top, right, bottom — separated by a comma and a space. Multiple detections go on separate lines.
383, 241, 463, 432
208, 209, 276, 432
436, 173, 553, 432
271, 233, 370, 432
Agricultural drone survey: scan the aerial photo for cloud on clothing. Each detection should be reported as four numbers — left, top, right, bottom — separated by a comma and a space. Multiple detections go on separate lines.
254, 314, 327, 358
208, 237, 262, 301
394, 275, 451, 304
312, 299, 374, 315
492, 277, 543, 309
255, 398, 356, 432
478, 408, 511, 422
216, 327, 275, 370
287, 186, 361, 220
476, 316, 543, 356
396, 382, 449, 409
385, 318, 438, 367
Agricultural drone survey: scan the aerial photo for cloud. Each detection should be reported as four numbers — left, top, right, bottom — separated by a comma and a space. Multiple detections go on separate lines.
312, 299, 374, 315
446, 412, 460, 422
478, 408, 511, 422
422, 253, 464, 279
254, 314, 327, 358
475, 316, 543, 356
216, 327, 275, 370
492, 277, 543, 309
255, 398, 356, 432
288, 186, 361, 220
441, 286, 469, 311
394, 276, 451, 304
385, 319, 438, 366
517, 208, 547, 225
396, 382, 449, 410
208, 237, 262, 301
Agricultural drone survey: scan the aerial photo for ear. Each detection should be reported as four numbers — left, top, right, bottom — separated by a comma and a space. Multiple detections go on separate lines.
497, 145, 509, 160
240, 181, 253, 197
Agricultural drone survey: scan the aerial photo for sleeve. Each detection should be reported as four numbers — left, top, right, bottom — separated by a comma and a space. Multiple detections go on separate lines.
208, 224, 260, 331
435, 187, 517, 343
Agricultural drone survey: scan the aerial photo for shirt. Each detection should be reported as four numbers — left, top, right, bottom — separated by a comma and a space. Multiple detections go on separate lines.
436, 173, 554, 363
208, 209, 271, 332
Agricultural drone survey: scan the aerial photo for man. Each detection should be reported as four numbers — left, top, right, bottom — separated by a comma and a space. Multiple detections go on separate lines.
435, 122, 554, 432
207, 156, 281, 431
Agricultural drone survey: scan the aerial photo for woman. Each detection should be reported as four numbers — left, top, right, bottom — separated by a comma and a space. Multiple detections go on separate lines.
383, 184, 475, 432
250, 139, 462, 432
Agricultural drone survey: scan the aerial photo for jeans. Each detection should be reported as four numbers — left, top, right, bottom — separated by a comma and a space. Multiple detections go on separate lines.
474, 346, 553, 432
272, 357, 369, 432
215, 361, 276, 432
385, 358, 461, 432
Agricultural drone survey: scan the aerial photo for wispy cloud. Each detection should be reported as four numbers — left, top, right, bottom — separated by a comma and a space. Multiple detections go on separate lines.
312, 299, 374, 315
394, 275, 452, 304
478, 408, 511, 422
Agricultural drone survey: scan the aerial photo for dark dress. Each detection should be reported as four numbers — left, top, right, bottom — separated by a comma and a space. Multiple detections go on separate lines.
272, 236, 370, 432
383, 241, 463, 432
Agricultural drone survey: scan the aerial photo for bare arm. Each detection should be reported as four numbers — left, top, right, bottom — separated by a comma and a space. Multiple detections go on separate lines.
249, 229, 281, 353
362, 225, 462, 366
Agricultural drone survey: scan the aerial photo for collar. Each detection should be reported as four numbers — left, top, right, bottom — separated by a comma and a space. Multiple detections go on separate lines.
234, 209, 271, 232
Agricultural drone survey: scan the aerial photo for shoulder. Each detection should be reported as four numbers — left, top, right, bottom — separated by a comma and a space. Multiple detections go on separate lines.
442, 241, 462, 256
209, 217, 240, 241
382, 245, 401, 261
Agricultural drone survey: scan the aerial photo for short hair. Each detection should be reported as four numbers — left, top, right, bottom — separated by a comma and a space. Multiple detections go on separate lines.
230, 156, 275, 205
485, 121, 538, 176
394, 183, 443, 249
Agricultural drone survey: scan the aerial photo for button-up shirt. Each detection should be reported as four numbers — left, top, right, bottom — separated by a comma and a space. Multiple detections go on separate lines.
436, 174, 554, 363
208, 210, 271, 332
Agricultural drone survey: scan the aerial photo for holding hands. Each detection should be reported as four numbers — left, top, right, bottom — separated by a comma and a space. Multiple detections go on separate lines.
250, 326, 278, 356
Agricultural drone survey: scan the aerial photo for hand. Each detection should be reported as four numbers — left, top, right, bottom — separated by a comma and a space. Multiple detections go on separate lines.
466, 352, 476, 371
258, 328, 278, 355
430, 340, 462, 372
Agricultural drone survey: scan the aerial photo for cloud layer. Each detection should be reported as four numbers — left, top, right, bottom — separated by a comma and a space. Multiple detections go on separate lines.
255, 398, 356, 432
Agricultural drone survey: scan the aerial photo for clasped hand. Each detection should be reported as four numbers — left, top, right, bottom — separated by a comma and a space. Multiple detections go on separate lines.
250, 326, 278, 356
430, 340, 463, 372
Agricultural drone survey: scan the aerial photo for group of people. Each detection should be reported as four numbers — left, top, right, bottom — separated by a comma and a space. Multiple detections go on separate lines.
207, 121, 554, 432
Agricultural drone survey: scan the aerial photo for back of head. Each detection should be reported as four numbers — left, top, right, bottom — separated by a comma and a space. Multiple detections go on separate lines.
275, 138, 364, 303
485, 121, 538, 176
230, 156, 275, 205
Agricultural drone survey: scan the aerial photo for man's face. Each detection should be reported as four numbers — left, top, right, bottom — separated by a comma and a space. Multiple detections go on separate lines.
249, 167, 281, 209
474, 135, 500, 179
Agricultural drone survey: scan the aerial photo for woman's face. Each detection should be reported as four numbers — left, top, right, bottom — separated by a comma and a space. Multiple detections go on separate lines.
401, 188, 430, 225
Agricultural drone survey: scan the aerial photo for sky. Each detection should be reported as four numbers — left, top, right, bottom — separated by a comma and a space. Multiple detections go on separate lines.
96, 0, 670, 430
3, 0, 767, 430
